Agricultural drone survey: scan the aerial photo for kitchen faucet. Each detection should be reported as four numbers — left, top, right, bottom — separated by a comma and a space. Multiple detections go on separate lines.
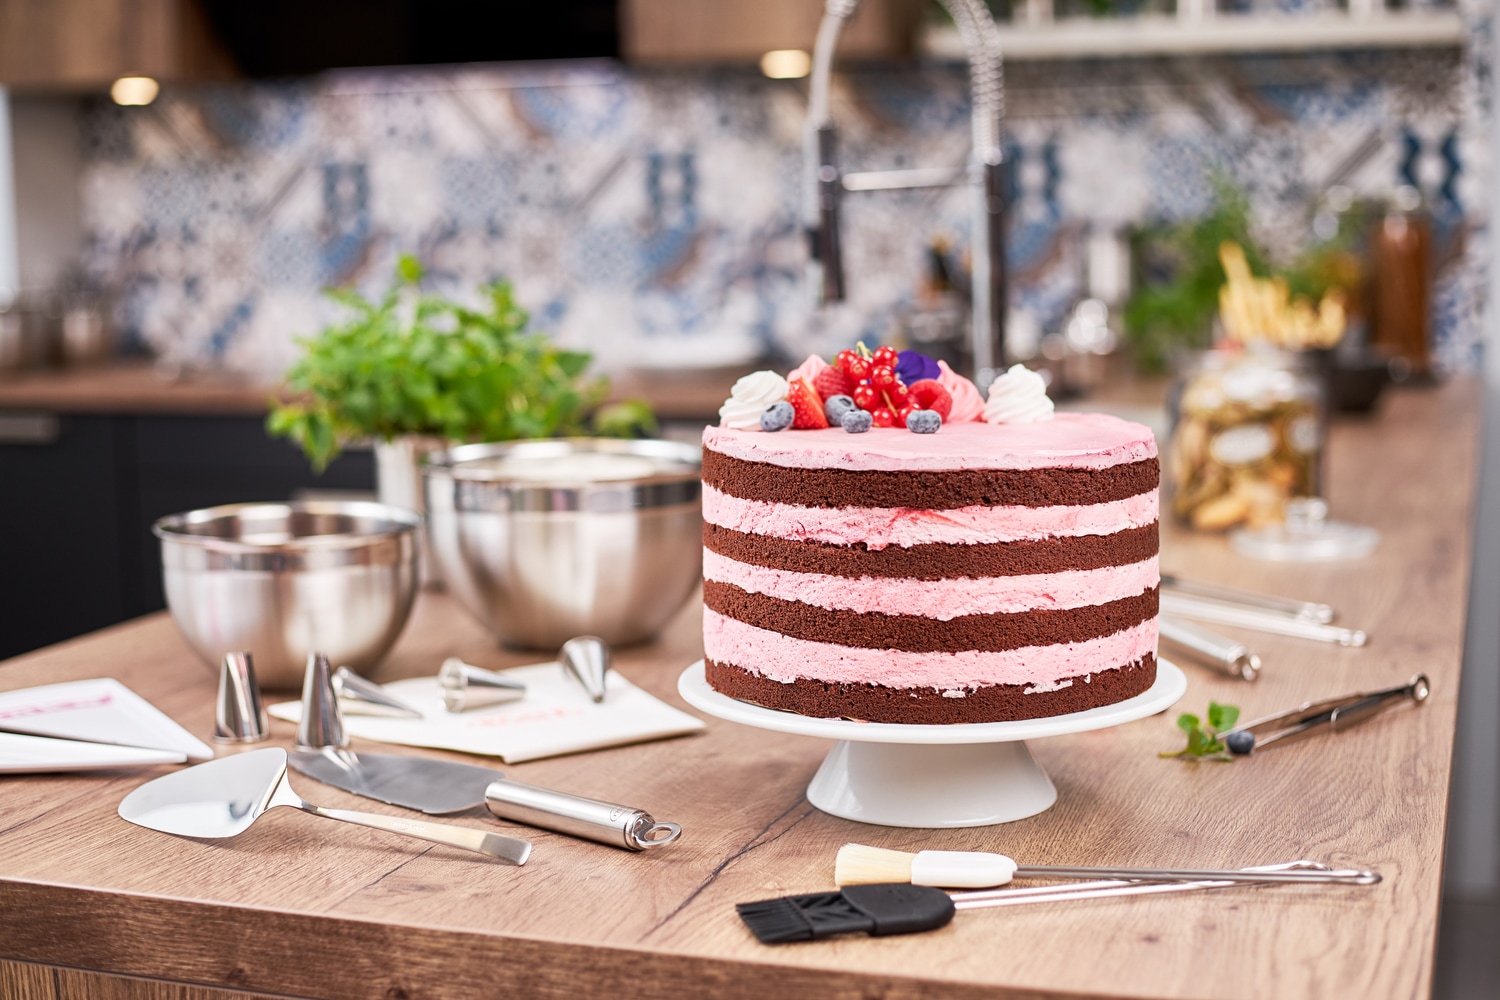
804, 0, 1008, 385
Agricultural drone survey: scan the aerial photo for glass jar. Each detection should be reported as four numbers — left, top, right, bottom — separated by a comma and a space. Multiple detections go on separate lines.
1167, 349, 1326, 532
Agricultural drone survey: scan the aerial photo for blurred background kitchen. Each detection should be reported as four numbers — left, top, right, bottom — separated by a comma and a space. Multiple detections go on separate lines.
0, 0, 1496, 992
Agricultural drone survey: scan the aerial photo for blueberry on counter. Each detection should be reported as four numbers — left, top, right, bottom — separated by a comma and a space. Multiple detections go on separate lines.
841, 409, 873, 433
906, 409, 942, 434
1225, 730, 1255, 755
760, 401, 795, 432
824, 394, 856, 425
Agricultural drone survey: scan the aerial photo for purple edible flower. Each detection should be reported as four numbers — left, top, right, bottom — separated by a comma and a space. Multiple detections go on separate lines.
896, 350, 940, 386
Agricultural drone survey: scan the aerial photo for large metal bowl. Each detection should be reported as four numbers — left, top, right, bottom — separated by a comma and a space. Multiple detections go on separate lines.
423, 438, 702, 649
154, 502, 421, 690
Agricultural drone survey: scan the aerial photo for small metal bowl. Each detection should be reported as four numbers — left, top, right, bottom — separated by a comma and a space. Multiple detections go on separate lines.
423, 438, 702, 649
154, 502, 421, 690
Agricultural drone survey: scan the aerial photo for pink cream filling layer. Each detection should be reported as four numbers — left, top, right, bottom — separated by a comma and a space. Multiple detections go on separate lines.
703, 413, 1157, 472
704, 551, 1159, 619
703, 484, 1158, 548
704, 609, 1159, 691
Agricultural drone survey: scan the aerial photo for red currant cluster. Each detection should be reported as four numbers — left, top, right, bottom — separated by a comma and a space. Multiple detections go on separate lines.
835, 346, 945, 429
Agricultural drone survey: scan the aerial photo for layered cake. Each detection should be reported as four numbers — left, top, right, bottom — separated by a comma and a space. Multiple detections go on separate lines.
702, 348, 1159, 724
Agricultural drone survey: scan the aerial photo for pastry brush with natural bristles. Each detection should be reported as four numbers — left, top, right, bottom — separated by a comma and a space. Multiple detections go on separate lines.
834, 843, 1382, 889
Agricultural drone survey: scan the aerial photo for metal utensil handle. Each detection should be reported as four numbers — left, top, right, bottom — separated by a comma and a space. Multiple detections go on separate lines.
1160, 575, 1334, 623
1332, 674, 1430, 729
302, 804, 531, 865
1161, 594, 1367, 646
1011, 864, 1379, 885
956, 877, 1243, 910
485, 779, 681, 851
1245, 673, 1430, 751
1159, 616, 1261, 681
952, 860, 1351, 909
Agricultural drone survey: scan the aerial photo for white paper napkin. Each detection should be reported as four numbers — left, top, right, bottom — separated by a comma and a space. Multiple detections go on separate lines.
268, 662, 704, 763
0, 678, 214, 772
0, 733, 185, 773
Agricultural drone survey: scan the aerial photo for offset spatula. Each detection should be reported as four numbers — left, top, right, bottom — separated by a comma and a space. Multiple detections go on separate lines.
290, 749, 684, 851
290, 748, 501, 814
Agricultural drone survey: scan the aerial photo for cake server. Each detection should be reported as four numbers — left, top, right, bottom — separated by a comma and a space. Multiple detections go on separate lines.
1159, 616, 1261, 682
120, 747, 531, 864
1221, 673, 1430, 755
290, 748, 681, 850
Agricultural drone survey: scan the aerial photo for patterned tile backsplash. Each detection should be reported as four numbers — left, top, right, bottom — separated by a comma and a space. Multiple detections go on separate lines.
78, 41, 1490, 379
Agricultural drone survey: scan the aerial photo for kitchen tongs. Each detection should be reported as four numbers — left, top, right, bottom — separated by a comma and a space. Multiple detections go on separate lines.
1224, 674, 1430, 754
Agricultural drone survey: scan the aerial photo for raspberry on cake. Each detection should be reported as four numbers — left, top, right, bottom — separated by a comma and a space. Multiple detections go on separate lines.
699, 414, 1160, 725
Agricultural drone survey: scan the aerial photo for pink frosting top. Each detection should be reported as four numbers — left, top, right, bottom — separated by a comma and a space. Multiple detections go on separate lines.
703, 412, 1157, 472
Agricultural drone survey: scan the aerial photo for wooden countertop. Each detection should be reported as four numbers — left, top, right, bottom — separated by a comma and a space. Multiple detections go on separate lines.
0, 380, 1481, 1000
0, 363, 753, 421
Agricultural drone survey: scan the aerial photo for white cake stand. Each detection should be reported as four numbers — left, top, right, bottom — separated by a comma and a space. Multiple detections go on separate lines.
678, 659, 1186, 828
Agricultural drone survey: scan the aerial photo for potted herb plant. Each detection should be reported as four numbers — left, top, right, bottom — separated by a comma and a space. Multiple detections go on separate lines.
268, 256, 654, 577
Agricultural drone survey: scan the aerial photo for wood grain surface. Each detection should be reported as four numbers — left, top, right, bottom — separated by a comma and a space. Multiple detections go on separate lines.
0, 380, 1480, 1000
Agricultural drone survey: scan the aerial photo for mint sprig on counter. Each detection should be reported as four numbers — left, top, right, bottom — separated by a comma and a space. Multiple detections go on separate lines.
1160, 701, 1241, 761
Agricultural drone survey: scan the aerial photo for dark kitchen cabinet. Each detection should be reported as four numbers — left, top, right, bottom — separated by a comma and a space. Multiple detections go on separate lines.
0, 412, 373, 660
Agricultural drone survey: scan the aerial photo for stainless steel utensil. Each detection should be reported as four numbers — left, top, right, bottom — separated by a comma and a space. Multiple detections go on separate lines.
1161, 592, 1367, 646
154, 501, 421, 689
951, 860, 1366, 910
560, 636, 609, 703
334, 666, 422, 718
485, 778, 681, 851
214, 652, 269, 743
1159, 616, 1261, 681
296, 653, 347, 751
1224, 674, 1429, 755
288, 748, 682, 851
439, 658, 526, 712
423, 439, 702, 649
118, 747, 531, 864
291, 748, 507, 814
1160, 574, 1334, 623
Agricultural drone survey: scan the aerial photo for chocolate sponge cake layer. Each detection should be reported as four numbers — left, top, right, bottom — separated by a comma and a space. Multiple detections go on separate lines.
703, 580, 1159, 653
705, 655, 1158, 724
702, 449, 1159, 510
703, 521, 1159, 579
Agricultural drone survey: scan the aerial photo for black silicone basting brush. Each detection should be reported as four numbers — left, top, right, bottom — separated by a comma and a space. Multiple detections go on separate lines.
736, 860, 1383, 944
735, 884, 956, 943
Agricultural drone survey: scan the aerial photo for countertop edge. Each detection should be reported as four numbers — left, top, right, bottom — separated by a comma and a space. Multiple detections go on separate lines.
0, 879, 1062, 1000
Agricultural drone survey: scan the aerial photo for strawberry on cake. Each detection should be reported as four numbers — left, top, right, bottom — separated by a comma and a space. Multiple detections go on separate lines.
702, 346, 1160, 725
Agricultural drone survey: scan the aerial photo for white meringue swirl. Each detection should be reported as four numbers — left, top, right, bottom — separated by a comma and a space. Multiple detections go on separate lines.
719, 370, 790, 430
984, 364, 1054, 424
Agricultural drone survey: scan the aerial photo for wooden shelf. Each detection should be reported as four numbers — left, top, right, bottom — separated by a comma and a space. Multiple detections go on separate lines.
924, 10, 1464, 60
0, 0, 233, 91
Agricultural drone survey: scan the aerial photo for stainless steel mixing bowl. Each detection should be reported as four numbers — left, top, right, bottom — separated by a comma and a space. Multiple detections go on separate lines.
155, 502, 421, 690
423, 438, 702, 649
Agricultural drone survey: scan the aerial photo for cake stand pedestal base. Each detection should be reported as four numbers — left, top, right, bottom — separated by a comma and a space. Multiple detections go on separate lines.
678, 659, 1186, 829
808, 739, 1057, 827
